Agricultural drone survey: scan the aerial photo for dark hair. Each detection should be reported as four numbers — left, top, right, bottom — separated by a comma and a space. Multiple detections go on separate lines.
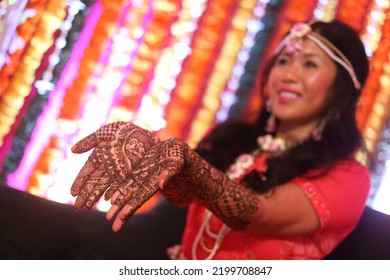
195, 20, 369, 193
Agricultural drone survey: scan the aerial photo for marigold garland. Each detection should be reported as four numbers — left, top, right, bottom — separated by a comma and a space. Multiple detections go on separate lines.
0, 0, 66, 147
0, 0, 49, 96
356, 2, 390, 131
105, 0, 151, 121
22, 0, 101, 190
186, 0, 262, 147
360, 0, 388, 57
114, 0, 182, 124
336, 0, 372, 33
312, 0, 339, 21
14, 0, 96, 192
228, 0, 286, 121
127, 0, 208, 131
361, 29, 390, 162
59, 0, 125, 121
164, 0, 238, 141
0, 0, 27, 70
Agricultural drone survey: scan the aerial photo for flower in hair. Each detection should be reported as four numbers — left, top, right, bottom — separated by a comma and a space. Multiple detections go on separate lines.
290, 23, 311, 38
284, 23, 311, 54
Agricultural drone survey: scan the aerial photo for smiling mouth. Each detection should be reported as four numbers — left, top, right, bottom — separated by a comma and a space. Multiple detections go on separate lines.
279, 91, 299, 98
277, 91, 300, 102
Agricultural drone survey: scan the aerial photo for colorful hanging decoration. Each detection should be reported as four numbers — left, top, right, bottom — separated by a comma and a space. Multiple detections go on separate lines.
3, 0, 96, 188
312, 0, 339, 21
336, 0, 372, 33
356, 1, 390, 131
130, 0, 207, 133
361, 30, 390, 159
59, 0, 126, 121
0, 0, 49, 96
187, 0, 271, 147
27, 0, 128, 199
163, 0, 240, 141
0, 0, 66, 148
0, 0, 28, 70
105, 0, 157, 124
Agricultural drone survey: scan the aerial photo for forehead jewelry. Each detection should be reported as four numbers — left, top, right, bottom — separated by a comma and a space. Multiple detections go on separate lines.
276, 22, 362, 90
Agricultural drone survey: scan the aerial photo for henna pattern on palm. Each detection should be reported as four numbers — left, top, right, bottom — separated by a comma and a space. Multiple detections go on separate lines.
108, 138, 187, 231
70, 122, 159, 210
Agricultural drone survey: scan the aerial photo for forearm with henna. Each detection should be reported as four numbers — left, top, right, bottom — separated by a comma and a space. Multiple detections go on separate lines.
181, 149, 259, 230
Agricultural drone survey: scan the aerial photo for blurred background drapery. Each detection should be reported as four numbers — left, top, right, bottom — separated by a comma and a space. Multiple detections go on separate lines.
0, 0, 389, 214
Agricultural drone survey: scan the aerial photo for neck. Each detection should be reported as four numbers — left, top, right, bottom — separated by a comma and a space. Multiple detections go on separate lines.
276, 120, 318, 145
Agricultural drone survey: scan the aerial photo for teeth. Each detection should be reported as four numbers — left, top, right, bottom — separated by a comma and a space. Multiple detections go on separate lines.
279, 91, 298, 98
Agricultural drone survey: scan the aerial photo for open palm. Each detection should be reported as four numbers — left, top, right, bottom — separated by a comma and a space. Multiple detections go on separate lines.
70, 122, 159, 210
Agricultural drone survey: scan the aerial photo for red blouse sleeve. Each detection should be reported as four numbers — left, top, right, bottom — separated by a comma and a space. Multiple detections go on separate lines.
292, 159, 371, 233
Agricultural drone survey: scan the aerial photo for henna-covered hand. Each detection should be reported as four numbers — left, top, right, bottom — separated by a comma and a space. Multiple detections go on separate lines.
106, 138, 188, 232
70, 122, 159, 210
106, 138, 258, 233
158, 176, 196, 206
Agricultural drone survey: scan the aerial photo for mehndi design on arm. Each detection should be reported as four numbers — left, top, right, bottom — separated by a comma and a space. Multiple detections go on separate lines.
182, 149, 259, 230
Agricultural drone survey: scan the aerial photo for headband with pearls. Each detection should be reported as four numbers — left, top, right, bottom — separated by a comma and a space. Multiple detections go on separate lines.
276, 22, 362, 90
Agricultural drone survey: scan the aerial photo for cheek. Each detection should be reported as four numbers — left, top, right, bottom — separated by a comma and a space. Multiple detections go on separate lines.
266, 69, 278, 94
304, 72, 335, 100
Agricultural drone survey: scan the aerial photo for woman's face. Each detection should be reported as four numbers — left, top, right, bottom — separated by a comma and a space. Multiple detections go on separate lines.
267, 39, 337, 138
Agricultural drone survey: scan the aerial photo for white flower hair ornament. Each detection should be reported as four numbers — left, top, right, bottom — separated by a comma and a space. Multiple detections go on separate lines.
276, 22, 362, 90
283, 23, 311, 54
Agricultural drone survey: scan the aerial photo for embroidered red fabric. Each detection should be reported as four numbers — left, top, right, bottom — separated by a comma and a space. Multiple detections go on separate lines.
175, 157, 370, 259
